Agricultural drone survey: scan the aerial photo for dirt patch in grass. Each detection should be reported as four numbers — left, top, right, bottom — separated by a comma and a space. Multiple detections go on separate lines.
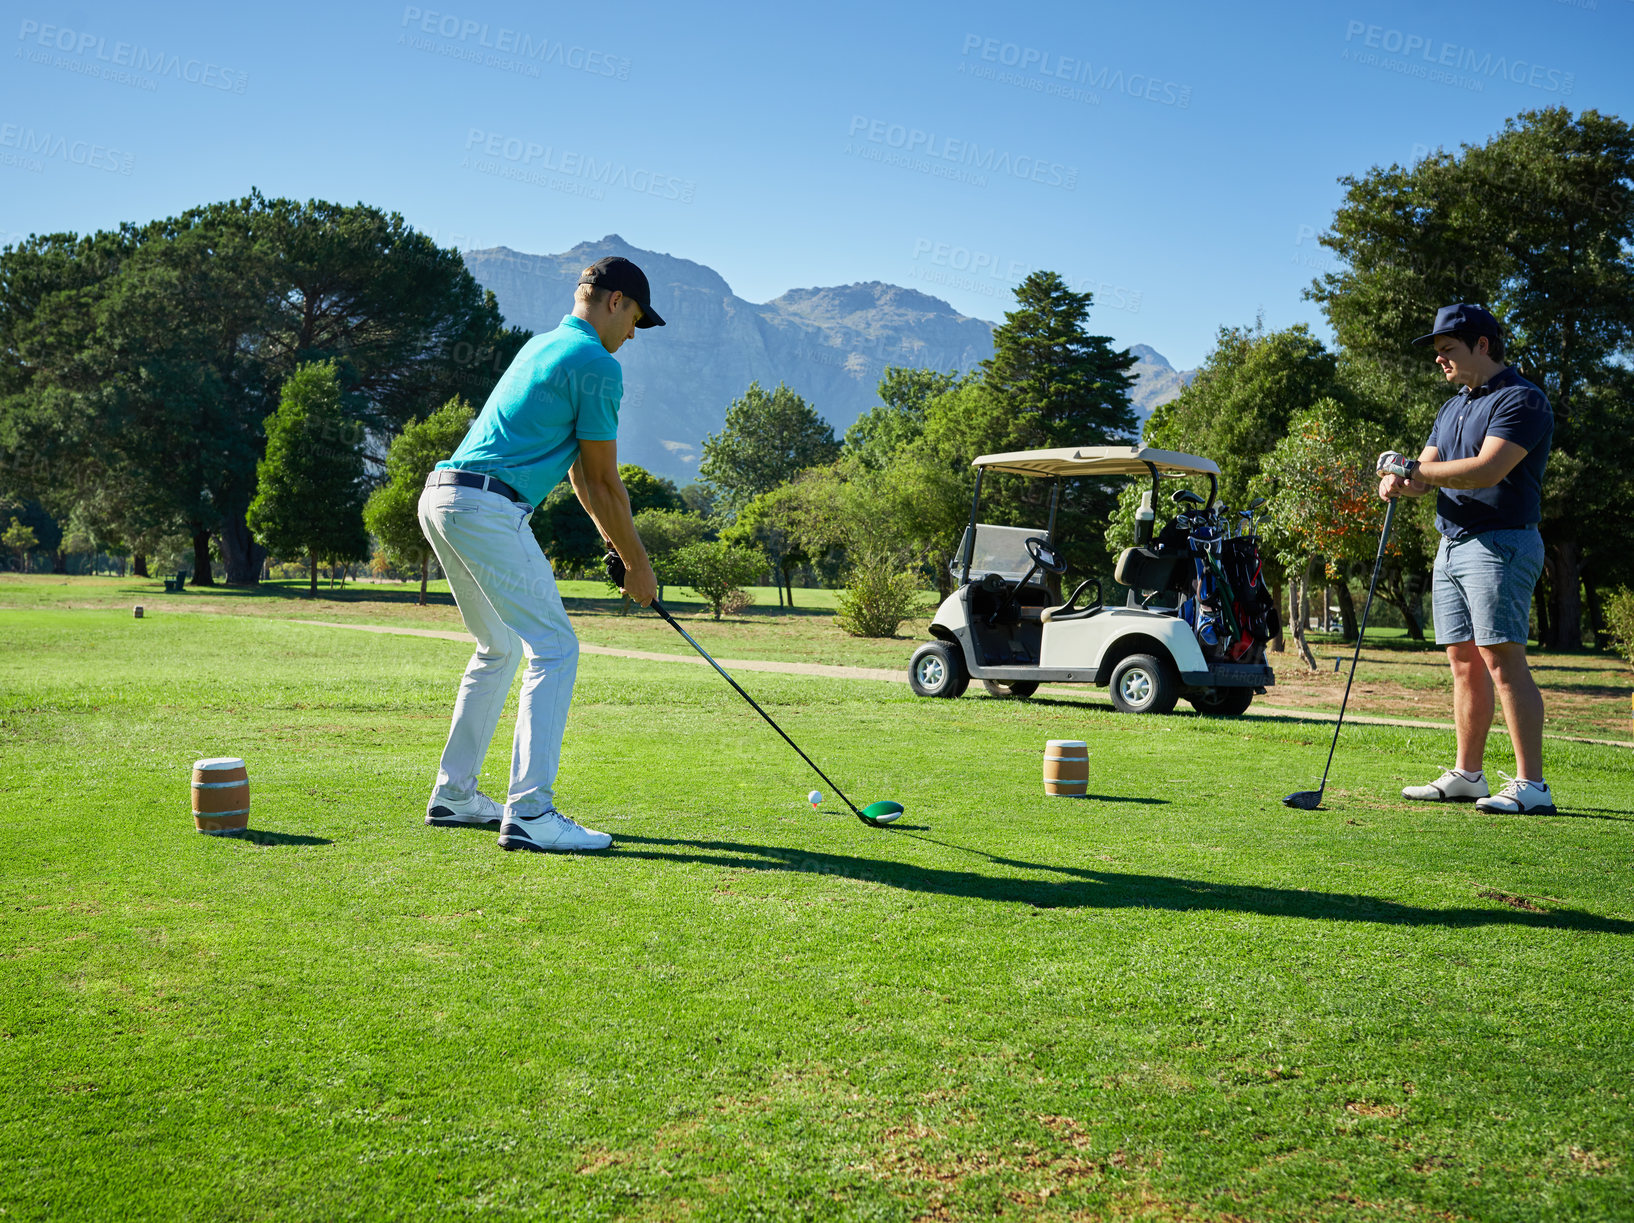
1477, 889, 1546, 912
574, 1148, 631, 1175
1564, 1145, 1615, 1175
1345, 1101, 1404, 1119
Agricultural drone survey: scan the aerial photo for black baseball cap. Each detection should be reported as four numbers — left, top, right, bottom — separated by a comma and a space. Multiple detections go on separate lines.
578, 256, 665, 328
1413, 303, 1502, 346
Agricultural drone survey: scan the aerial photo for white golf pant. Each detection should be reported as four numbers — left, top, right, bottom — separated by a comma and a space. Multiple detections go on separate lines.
417, 481, 579, 818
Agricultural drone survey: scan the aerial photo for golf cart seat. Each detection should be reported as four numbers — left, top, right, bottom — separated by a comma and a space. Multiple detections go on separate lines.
1040, 578, 1103, 624
1114, 547, 1182, 606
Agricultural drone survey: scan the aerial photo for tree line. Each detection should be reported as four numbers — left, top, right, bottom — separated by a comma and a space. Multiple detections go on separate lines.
0, 189, 527, 582
3, 107, 1630, 650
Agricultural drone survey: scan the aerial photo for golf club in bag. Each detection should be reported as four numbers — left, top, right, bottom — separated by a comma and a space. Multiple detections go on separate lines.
604, 551, 903, 828
1283, 495, 1398, 811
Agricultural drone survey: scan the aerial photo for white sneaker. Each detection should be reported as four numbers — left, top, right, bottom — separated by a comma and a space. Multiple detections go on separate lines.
426, 790, 505, 826
497, 809, 612, 852
1476, 774, 1557, 816
1402, 768, 1489, 802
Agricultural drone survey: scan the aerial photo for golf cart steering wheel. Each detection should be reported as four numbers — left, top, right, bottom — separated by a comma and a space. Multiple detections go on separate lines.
1025, 537, 1067, 575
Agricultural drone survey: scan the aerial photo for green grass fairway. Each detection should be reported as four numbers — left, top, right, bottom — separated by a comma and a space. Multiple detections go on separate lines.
3, 609, 1632, 1221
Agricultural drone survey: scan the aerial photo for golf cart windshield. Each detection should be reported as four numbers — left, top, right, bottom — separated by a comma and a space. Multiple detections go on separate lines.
954, 524, 1048, 583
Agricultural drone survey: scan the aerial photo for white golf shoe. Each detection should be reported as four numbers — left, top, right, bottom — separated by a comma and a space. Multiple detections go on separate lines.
1475, 774, 1557, 816
425, 790, 505, 827
1402, 768, 1489, 803
497, 809, 612, 853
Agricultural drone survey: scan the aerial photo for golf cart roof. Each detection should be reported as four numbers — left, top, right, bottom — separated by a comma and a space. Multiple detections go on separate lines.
971, 445, 1220, 479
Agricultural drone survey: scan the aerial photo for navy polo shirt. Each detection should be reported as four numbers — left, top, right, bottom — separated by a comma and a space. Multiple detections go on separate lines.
1424, 366, 1552, 540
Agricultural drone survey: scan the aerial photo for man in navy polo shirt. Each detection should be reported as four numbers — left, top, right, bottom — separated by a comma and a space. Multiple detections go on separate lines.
1377, 304, 1556, 815
416, 256, 663, 851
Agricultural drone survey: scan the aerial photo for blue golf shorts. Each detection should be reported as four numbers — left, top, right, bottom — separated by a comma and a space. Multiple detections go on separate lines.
1433, 527, 1544, 646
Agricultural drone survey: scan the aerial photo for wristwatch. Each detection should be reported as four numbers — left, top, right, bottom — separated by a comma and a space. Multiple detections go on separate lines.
1402, 459, 1420, 482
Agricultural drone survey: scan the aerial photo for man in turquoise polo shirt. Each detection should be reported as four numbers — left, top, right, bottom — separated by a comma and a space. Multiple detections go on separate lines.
417, 256, 662, 851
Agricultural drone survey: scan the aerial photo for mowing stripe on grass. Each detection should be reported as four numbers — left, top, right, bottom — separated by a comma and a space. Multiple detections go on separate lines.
286, 617, 905, 681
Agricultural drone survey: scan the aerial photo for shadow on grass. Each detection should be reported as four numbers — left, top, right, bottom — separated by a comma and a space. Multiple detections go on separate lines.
1308, 636, 1622, 670
116, 580, 459, 610
1527, 682, 1634, 700
217, 829, 333, 847
1300, 653, 1439, 669
1552, 808, 1634, 823
612, 833, 1634, 933
1235, 711, 1455, 734
983, 695, 1103, 710
568, 597, 846, 623
1305, 635, 1434, 653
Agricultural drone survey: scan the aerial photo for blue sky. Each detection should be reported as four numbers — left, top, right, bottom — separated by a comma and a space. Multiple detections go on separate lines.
3, 0, 1630, 368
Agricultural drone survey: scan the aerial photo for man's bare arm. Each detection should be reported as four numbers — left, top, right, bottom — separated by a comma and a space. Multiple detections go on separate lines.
1381, 436, 1529, 501
1414, 436, 1530, 490
569, 439, 656, 606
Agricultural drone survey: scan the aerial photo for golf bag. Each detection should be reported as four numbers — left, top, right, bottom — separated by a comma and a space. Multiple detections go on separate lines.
1164, 522, 1278, 663
1218, 536, 1280, 662
1176, 521, 1236, 654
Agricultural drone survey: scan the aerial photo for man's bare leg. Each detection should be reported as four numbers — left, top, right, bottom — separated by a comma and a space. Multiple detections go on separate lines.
1447, 640, 1493, 774
1479, 641, 1545, 780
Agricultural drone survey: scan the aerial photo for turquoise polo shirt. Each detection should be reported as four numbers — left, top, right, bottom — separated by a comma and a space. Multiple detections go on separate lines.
437, 314, 622, 507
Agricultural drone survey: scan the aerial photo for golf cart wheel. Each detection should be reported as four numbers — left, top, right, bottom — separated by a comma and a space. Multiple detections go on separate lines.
909, 642, 969, 698
1108, 653, 1179, 715
981, 679, 1039, 699
1187, 686, 1254, 717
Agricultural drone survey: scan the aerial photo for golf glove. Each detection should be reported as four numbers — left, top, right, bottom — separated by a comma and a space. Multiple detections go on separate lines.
1376, 450, 1417, 479
603, 548, 626, 586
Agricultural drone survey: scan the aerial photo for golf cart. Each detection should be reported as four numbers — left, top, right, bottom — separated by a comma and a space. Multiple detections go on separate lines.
906, 446, 1278, 715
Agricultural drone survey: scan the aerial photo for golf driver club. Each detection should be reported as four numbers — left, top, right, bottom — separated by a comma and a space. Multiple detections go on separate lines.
1284, 495, 1398, 810
604, 551, 903, 828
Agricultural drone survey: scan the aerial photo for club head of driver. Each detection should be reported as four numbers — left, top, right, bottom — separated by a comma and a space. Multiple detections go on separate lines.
1282, 790, 1323, 810
863, 800, 904, 825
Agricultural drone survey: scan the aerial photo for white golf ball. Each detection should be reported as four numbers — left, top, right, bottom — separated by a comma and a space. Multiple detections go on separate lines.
807, 790, 822, 805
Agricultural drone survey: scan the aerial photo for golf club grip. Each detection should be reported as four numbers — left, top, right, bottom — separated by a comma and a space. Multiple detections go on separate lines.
1315, 497, 1398, 789
649, 600, 865, 819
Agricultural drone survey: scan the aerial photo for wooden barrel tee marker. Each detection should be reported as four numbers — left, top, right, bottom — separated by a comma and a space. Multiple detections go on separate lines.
1042, 740, 1088, 797
192, 757, 249, 835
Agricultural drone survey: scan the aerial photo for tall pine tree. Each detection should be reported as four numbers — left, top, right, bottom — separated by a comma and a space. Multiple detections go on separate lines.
979, 270, 1137, 449
922, 272, 1138, 576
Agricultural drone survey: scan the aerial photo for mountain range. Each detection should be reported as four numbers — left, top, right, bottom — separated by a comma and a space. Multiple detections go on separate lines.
460, 237, 1194, 483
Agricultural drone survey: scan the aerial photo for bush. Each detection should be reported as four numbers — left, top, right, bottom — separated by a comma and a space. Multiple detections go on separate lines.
1605, 587, 1634, 668
633, 507, 712, 600
634, 507, 711, 554
835, 551, 925, 637
668, 541, 764, 620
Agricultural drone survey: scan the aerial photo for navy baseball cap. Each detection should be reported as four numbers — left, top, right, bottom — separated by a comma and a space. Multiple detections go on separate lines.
578, 256, 665, 328
1413, 303, 1502, 346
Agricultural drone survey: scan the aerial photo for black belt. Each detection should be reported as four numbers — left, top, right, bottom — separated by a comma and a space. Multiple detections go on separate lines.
426, 469, 531, 509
